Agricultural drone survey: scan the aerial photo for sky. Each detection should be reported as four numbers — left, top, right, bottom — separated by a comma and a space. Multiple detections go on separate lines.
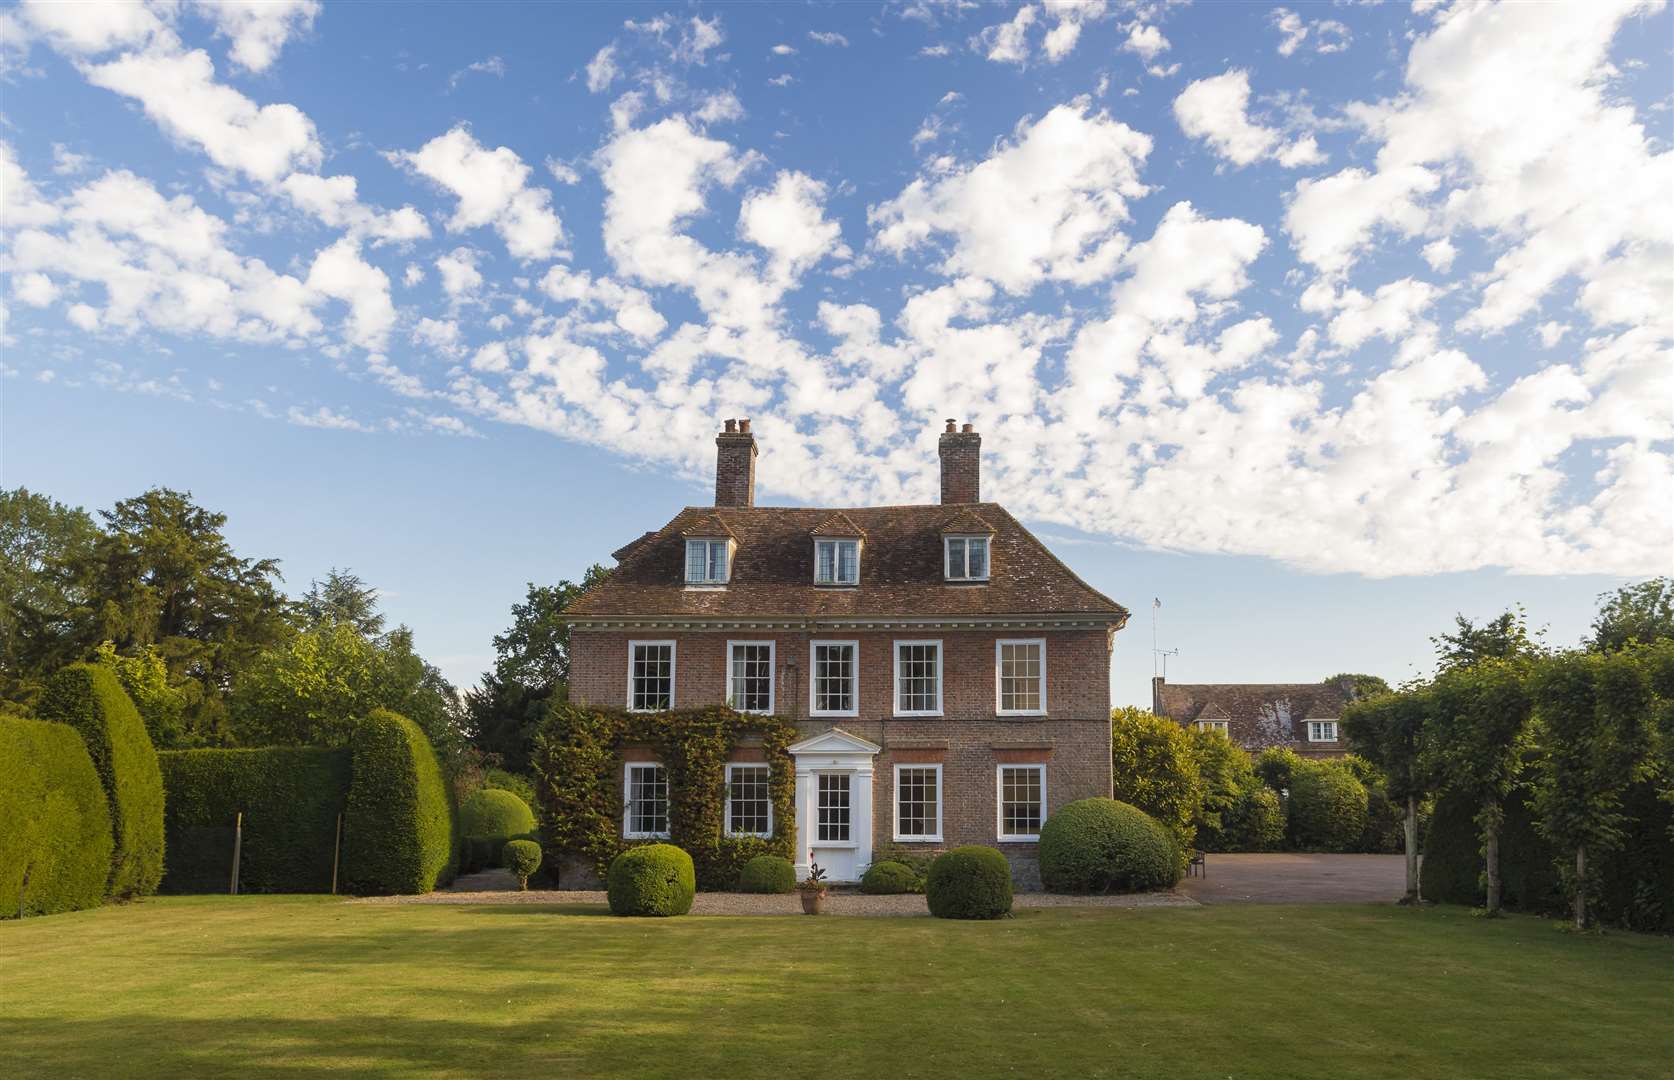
1, 0, 1670, 708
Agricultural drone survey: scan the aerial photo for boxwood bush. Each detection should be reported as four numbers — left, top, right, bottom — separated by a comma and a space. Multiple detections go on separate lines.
501, 839, 542, 890
860, 860, 921, 895
1286, 761, 1369, 853
737, 854, 796, 894
926, 846, 1012, 919
607, 844, 696, 916
36, 663, 164, 899
459, 788, 537, 873
341, 709, 457, 895
1, 717, 114, 918
159, 747, 351, 893
1039, 798, 1181, 894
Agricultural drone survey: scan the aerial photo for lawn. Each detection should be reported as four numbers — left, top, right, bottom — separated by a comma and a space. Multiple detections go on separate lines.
2, 897, 1670, 1080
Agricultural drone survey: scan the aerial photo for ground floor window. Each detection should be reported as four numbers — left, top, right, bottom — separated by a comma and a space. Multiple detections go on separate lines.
624, 762, 670, 838
817, 773, 851, 842
893, 764, 942, 842
997, 764, 1045, 841
726, 764, 772, 837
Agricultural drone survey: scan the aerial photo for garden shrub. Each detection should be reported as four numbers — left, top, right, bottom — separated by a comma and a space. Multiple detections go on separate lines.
1286, 761, 1369, 852
869, 842, 937, 886
502, 839, 542, 890
36, 663, 164, 898
1190, 729, 1283, 852
607, 843, 696, 916
0, 717, 113, 918
1253, 746, 1302, 795
1038, 797, 1182, 894
860, 860, 921, 895
482, 768, 537, 807
341, 709, 457, 895
926, 846, 1013, 919
1110, 706, 1203, 857
737, 854, 797, 894
459, 788, 537, 873
1221, 786, 1285, 852
159, 747, 351, 893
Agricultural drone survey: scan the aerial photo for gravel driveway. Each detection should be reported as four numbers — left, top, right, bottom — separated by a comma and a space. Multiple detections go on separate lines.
1179, 853, 1409, 904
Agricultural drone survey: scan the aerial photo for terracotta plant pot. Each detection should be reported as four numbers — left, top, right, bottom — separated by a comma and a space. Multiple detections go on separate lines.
799, 889, 827, 915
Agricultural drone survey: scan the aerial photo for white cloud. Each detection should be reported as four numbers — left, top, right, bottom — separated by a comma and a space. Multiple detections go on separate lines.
12, 271, 60, 307
1270, 7, 1351, 57
192, 0, 319, 72
305, 236, 395, 350
17, 0, 166, 55
1174, 69, 1324, 169
434, 247, 483, 300
51, 143, 91, 175
585, 44, 617, 93
1421, 237, 1457, 272
695, 91, 744, 124
394, 125, 565, 261
287, 404, 371, 431
974, 5, 1035, 65
449, 54, 506, 90
279, 173, 430, 244
1121, 24, 1169, 62
771, 43, 796, 56
808, 31, 849, 47
1314, 277, 1442, 351
739, 171, 848, 280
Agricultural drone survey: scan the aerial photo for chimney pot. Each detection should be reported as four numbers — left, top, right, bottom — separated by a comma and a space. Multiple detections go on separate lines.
937, 421, 981, 504
724, 418, 737, 433
739, 418, 751, 434
962, 423, 974, 433
944, 418, 957, 433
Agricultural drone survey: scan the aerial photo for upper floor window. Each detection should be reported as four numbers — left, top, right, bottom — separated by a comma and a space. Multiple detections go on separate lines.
727, 641, 774, 714
814, 538, 859, 585
1307, 720, 1339, 742
996, 639, 1045, 715
1196, 720, 1230, 736
628, 641, 675, 711
685, 538, 730, 584
944, 535, 990, 581
810, 641, 858, 716
894, 640, 943, 716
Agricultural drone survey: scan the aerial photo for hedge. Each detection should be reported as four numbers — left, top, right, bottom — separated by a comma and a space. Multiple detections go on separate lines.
608, 844, 696, 916
158, 748, 351, 893
459, 788, 538, 874
926, 846, 1013, 919
1039, 798, 1182, 894
1286, 761, 1369, 853
1, 717, 113, 918
341, 709, 457, 895
36, 663, 164, 899
738, 854, 797, 894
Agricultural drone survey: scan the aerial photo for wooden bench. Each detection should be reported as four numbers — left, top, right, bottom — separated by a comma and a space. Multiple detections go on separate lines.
1187, 850, 1206, 877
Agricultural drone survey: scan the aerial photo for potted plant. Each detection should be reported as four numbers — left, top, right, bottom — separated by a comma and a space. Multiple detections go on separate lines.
798, 862, 829, 915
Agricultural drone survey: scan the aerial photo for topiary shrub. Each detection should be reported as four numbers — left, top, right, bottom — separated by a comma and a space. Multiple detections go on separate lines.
502, 839, 542, 890
860, 859, 921, 895
459, 788, 537, 873
737, 854, 797, 894
36, 663, 164, 899
926, 846, 1012, 919
341, 709, 457, 895
1, 717, 114, 918
607, 843, 696, 916
1286, 761, 1369, 852
1039, 797, 1182, 894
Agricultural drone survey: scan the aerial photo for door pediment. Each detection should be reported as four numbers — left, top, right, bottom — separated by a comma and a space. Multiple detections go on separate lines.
788, 726, 882, 757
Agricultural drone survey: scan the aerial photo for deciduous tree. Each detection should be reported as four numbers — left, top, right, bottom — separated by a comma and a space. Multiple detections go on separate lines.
1342, 686, 1432, 903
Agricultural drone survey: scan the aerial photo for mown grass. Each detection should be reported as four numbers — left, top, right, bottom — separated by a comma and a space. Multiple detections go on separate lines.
2, 896, 1670, 1079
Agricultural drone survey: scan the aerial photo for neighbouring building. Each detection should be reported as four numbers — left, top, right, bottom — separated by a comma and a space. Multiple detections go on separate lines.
1151, 676, 1354, 759
564, 418, 1129, 886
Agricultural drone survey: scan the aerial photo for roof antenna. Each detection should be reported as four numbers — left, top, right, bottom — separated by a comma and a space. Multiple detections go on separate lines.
1151, 597, 1179, 679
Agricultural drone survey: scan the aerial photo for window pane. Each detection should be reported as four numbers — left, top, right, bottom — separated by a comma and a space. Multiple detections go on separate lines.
817, 773, 851, 842
685, 542, 706, 582
816, 541, 835, 583
814, 644, 854, 713
631, 644, 673, 710
1000, 767, 1043, 838
730, 644, 772, 712
707, 541, 725, 581
837, 541, 857, 583
999, 642, 1042, 712
896, 767, 939, 838
946, 537, 966, 578
897, 643, 939, 712
728, 765, 771, 836
967, 537, 988, 578
628, 765, 669, 835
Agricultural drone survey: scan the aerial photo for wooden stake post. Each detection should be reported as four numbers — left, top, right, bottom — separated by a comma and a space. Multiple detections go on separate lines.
230, 811, 243, 895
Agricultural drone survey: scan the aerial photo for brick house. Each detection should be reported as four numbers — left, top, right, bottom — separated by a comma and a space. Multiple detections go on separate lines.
565, 419, 1129, 886
1151, 677, 1353, 759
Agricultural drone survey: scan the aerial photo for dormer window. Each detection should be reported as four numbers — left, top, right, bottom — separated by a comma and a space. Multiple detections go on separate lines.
815, 538, 859, 585
944, 535, 990, 581
685, 538, 730, 584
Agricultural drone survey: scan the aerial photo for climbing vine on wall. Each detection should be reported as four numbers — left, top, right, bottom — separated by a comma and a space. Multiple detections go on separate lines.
530, 703, 796, 889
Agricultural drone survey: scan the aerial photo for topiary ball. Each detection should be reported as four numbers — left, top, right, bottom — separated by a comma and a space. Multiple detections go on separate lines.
501, 839, 542, 890
458, 788, 537, 872
1286, 762, 1368, 853
1038, 797, 1182, 894
925, 846, 1012, 919
607, 843, 696, 916
737, 854, 797, 894
860, 860, 921, 895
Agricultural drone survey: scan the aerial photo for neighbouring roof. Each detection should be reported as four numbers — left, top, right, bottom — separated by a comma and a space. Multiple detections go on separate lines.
569, 502, 1128, 621
1155, 681, 1351, 726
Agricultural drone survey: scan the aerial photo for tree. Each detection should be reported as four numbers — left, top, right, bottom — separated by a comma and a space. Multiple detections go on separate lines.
1432, 607, 1539, 670
94, 641, 191, 748
0, 487, 102, 706
298, 568, 384, 637
1342, 686, 1432, 903
1189, 728, 1281, 852
1110, 706, 1204, 856
1587, 577, 1674, 653
1326, 672, 1392, 700
1421, 658, 1534, 915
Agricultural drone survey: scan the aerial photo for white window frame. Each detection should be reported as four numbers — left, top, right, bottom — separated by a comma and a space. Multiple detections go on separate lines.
725, 639, 775, 714
996, 763, 1047, 842
994, 637, 1047, 716
808, 639, 860, 718
1307, 719, 1339, 743
892, 762, 944, 843
892, 639, 944, 717
622, 761, 671, 839
684, 537, 730, 585
626, 640, 676, 712
943, 534, 991, 582
1195, 720, 1230, 736
723, 762, 773, 839
813, 538, 860, 586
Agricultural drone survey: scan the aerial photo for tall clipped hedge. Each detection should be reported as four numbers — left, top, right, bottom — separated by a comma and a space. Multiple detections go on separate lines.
1286, 761, 1369, 853
531, 703, 796, 889
35, 663, 164, 898
1, 717, 113, 918
341, 708, 457, 895
159, 748, 351, 893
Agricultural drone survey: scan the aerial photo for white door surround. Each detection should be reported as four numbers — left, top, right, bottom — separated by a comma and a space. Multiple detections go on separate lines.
787, 727, 881, 883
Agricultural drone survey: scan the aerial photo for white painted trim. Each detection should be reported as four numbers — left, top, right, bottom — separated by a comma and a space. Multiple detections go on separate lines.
808, 639, 860, 718
995, 763, 1047, 842
725, 639, 776, 714
994, 637, 1048, 716
1195, 720, 1230, 735
892, 762, 944, 843
892, 638, 944, 717
812, 537, 861, 586
683, 537, 731, 585
622, 761, 671, 839
723, 762, 773, 839
943, 534, 992, 582
626, 640, 677, 711
1306, 719, 1340, 742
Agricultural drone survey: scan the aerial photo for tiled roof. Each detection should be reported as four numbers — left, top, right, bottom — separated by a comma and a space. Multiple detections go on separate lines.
939, 508, 995, 535
1154, 680, 1352, 750
569, 502, 1127, 621
810, 511, 866, 537
679, 513, 737, 539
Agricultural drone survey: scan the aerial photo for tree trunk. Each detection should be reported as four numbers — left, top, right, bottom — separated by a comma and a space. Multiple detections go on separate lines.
1401, 794, 1420, 905
1574, 844, 1587, 931
1483, 803, 1502, 917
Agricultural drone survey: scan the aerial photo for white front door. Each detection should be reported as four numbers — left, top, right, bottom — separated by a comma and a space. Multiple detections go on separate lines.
788, 728, 881, 884
811, 772, 858, 880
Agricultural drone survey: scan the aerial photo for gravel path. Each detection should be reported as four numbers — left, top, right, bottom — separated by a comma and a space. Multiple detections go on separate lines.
355, 886, 1196, 916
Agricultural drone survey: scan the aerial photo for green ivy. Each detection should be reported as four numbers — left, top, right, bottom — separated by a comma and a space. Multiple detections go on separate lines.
531, 703, 796, 889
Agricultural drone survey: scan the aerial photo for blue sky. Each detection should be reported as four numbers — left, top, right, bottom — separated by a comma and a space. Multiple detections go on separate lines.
2, 1, 1670, 706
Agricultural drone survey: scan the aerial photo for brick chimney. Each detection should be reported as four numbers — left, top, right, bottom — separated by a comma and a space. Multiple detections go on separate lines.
938, 418, 981, 504
714, 418, 758, 507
